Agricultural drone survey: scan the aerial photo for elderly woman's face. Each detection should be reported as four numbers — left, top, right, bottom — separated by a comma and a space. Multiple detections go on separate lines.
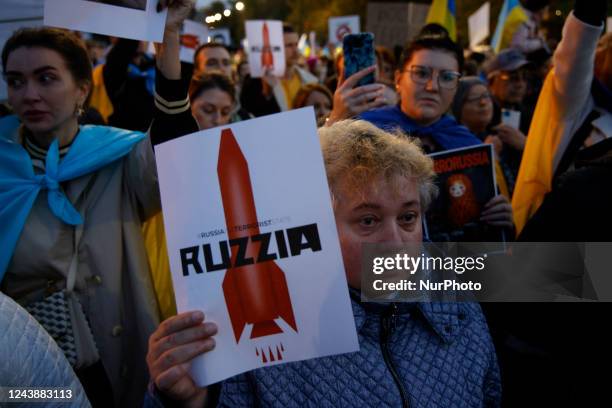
5, 46, 88, 138
460, 84, 493, 133
396, 49, 459, 126
333, 174, 423, 289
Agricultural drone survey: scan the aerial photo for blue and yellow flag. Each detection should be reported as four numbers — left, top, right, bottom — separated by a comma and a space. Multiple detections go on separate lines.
426, 0, 457, 41
491, 0, 528, 52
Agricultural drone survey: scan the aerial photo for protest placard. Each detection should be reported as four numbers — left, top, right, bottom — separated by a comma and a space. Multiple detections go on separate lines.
426, 144, 505, 243
154, 108, 359, 386
328, 15, 360, 45
209, 28, 231, 45
179, 20, 209, 63
245, 20, 285, 77
44, 0, 167, 42
468, 2, 490, 49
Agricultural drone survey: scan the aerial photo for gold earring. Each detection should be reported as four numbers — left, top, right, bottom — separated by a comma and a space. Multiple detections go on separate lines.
75, 103, 84, 117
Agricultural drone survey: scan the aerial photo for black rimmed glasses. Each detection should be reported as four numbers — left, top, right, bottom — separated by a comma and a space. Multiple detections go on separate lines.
405, 65, 461, 89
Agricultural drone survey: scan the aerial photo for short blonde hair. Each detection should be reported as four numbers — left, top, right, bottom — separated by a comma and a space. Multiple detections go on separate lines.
319, 120, 438, 209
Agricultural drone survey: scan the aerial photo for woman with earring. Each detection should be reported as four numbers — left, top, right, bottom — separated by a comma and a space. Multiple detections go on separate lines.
0, 1, 197, 406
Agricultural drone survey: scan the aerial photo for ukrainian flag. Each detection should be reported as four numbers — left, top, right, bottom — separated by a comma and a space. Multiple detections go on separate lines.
426, 0, 457, 41
491, 0, 528, 52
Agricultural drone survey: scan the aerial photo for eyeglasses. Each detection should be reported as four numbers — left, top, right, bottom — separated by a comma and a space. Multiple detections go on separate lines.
465, 92, 492, 104
405, 65, 461, 89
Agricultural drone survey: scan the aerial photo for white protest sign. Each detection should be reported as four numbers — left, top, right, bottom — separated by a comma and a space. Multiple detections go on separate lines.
468, 2, 490, 49
179, 20, 209, 63
44, 0, 167, 42
501, 108, 521, 130
155, 108, 359, 386
328, 15, 360, 45
245, 20, 285, 77
0, 19, 44, 101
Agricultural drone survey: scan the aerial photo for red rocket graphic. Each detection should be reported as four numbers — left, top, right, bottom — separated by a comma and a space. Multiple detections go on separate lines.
261, 22, 274, 71
180, 33, 199, 49
217, 128, 297, 361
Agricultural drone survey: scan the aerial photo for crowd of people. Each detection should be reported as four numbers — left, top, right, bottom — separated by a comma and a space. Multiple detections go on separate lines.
0, 0, 610, 406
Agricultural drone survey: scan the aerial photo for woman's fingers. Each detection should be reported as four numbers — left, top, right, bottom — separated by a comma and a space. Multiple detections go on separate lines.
155, 361, 193, 391
340, 65, 377, 90
365, 96, 387, 111
346, 88, 384, 107
345, 83, 385, 99
151, 322, 217, 361
151, 311, 205, 342
480, 194, 514, 227
154, 338, 216, 375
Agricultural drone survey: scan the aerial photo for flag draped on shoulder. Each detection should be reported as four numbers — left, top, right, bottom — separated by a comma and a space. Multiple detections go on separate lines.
426, 0, 457, 41
0, 116, 145, 280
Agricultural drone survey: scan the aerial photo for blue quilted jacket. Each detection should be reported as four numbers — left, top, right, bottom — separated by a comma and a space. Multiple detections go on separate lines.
147, 294, 501, 407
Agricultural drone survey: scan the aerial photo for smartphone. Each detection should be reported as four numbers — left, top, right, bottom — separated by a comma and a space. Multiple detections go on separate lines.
342, 33, 375, 87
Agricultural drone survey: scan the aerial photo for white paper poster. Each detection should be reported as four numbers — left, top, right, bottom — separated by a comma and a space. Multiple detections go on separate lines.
0, 19, 44, 101
245, 20, 285, 77
468, 2, 490, 49
328, 15, 360, 45
155, 108, 359, 386
179, 20, 209, 63
501, 108, 521, 130
44, 0, 167, 42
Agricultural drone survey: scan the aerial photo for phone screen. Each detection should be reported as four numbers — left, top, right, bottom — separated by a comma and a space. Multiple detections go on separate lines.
342, 33, 375, 87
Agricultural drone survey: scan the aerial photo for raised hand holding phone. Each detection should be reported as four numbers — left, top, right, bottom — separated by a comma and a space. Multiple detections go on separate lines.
326, 65, 386, 125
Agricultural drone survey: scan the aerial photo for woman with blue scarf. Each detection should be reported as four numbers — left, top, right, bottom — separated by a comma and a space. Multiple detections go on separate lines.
0, 1, 197, 406
359, 35, 514, 231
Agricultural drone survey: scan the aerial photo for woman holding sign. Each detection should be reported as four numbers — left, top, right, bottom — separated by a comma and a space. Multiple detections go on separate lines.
359, 34, 514, 232
0, 0, 196, 406
144, 120, 501, 407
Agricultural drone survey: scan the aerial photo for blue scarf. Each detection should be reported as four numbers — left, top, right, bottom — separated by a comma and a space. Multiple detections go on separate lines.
359, 105, 482, 150
0, 116, 145, 280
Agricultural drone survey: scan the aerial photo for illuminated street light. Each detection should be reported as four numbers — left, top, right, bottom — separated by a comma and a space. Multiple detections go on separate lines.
224, 9, 231, 17
215, 13, 222, 20
235, 2, 245, 11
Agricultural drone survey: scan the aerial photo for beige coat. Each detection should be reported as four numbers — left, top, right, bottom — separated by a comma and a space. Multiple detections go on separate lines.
1, 127, 161, 407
